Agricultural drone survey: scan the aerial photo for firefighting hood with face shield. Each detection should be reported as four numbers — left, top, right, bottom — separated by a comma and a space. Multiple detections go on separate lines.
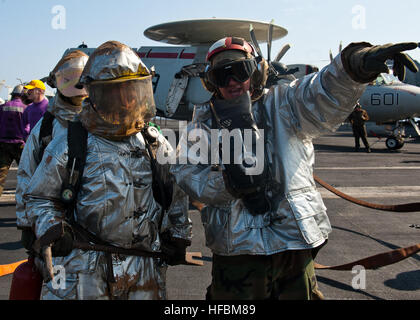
47, 50, 89, 119
48, 50, 89, 98
77, 41, 156, 140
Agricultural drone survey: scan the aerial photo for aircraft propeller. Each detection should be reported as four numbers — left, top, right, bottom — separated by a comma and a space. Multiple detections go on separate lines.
329, 41, 343, 63
249, 23, 264, 59
267, 19, 274, 63
250, 20, 296, 86
275, 44, 291, 62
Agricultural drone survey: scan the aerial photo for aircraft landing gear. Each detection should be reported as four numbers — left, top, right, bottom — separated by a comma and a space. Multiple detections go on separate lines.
385, 136, 404, 150
385, 122, 406, 150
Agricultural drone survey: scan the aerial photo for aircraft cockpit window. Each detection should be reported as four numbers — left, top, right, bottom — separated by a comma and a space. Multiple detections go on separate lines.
373, 73, 402, 86
373, 74, 385, 86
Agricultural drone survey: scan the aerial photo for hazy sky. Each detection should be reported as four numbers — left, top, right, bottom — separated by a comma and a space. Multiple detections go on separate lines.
1, 0, 419, 99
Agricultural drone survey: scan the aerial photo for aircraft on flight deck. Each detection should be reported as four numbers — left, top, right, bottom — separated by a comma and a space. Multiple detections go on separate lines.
59, 20, 281, 130
62, 18, 419, 150
328, 44, 420, 150
61, 19, 319, 132
359, 72, 420, 150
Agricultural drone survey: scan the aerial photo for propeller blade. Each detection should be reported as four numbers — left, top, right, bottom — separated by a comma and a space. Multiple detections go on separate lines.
267, 19, 274, 62
275, 44, 291, 62
329, 49, 334, 63
249, 24, 264, 58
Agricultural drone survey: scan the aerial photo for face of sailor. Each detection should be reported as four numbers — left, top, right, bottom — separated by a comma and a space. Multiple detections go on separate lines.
27, 88, 44, 103
218, 78, 251, 101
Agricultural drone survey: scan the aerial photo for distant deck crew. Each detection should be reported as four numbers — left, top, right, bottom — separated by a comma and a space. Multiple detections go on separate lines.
0, 85, 27, 197
348, 101, 371, 152
22, 80, 48, 134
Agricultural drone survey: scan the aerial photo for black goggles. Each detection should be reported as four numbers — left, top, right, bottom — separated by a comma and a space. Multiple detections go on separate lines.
206, 59, 257, 88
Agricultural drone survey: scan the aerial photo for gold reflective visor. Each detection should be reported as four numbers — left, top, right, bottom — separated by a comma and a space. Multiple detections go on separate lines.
87, 75, 156, 128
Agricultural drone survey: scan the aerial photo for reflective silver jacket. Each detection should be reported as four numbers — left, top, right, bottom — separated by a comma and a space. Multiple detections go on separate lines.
170, 55, 367, 256
24, 123, 191, 299
16, 94, 79, 229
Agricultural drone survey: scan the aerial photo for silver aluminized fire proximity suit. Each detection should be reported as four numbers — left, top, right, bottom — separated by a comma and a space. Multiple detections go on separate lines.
170, 39, 418, 299
171, 54, 364, 257
25, 126, 191, 299
23, 41, 192, 300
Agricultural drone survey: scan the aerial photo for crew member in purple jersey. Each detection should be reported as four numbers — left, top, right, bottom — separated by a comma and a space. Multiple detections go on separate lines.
0, 85, 27, 196
22, 79, 48, 135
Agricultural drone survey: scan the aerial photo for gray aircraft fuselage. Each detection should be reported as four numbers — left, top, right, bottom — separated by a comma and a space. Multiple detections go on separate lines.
359, 76, 420, 124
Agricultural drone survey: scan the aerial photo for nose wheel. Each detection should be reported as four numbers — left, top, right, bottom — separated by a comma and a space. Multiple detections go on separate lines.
385, 136, 404, 150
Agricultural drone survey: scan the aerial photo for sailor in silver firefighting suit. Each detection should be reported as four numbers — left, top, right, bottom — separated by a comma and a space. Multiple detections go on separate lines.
16, 50, 89, 234
170, 38, 418, 299
24, 41, 192, 300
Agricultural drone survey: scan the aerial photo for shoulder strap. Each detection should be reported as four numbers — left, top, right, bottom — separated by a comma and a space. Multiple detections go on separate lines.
67, 121, 88, 174
141, 124, 173, 213
35, 111, 55, 164
60, 121, 88, 210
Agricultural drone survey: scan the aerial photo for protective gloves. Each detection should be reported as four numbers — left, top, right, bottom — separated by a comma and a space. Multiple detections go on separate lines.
32, 222, 74, 257
51, 229, 74, 257
341, 42, 418, 83
20, 228, 36, 252
160, 232, 190, 266
30, 222, 74, 282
